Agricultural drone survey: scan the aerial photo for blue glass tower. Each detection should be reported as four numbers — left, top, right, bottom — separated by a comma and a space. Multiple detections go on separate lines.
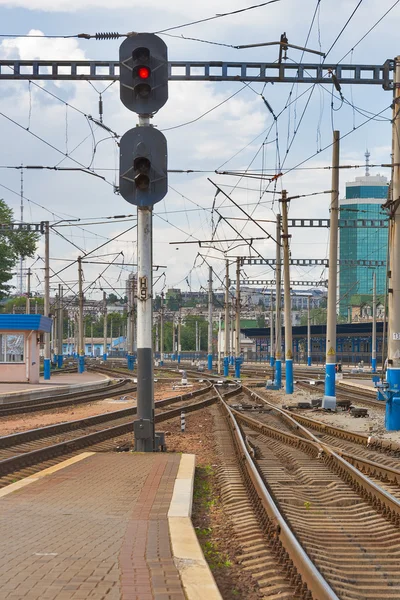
339, 157, 389, 318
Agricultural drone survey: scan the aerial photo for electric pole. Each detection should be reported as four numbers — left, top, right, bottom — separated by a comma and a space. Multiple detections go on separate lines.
208, 266, 213, 371
91, 321, 94, 358
224, 259, 230, 376
275, 215, 282, 388
386, 56, 400, 429
235, 257, 241, 378
218, 312, 222, 374
53, 293, 58, 364
43, 222, 50, 379
58, 284, 63, 369
77, 256, 84, 373
160, 291, 164, 366
177, 307, 181, 364
103, 291, 107, 361
26, 268, 31, 315
270, 293, 275, 367
307, 296, 312, 366
372, 271, 377, 373
281, 191, 293, 394
322, 131, 340, 410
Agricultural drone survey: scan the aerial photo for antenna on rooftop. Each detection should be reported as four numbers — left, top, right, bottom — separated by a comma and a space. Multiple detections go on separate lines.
365, 149, 370, 177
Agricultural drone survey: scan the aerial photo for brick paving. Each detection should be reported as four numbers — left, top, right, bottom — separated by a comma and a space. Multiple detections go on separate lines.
0, 453, 185, 599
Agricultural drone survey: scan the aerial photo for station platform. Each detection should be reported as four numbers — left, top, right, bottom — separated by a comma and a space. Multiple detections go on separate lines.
0, 452, 221, 600
338, 378, 376, 392
0, 371, 110, 404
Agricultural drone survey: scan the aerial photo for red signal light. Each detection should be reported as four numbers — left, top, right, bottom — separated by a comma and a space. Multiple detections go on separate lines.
138, 66, 150, 79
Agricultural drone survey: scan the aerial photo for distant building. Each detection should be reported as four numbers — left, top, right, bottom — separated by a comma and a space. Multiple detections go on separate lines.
339, 152, 389, 317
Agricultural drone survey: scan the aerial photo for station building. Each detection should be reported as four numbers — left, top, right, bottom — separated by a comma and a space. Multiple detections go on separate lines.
339, 156, 389, 317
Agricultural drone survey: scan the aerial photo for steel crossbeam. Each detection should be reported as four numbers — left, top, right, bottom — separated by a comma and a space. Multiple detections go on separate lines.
241, 257, 386, 267
231, 279, 328, 287
0, 222, 44, 233
288, 219, 388, 228
0, 59, 394, 88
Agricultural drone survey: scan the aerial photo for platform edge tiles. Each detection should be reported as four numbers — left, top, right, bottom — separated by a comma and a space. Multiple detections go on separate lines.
168, 454, 223, 600
0, 452, 95, 498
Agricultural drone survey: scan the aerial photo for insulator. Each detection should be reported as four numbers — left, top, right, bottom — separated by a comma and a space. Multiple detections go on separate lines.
95, 32, 121, 40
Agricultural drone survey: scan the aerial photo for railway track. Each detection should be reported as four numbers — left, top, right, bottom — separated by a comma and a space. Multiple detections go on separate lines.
295, 379, 383, 410
0, 381, 239, 488
0, 378, 135, 416
215, 385, 400, 599
241, 387, 400, 491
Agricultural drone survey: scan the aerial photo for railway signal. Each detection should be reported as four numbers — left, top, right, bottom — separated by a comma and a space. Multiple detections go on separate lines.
119, 33, 168, 115
119, 126, 167, 206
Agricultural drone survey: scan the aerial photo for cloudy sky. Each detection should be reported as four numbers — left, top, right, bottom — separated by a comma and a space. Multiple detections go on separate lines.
0, 0, 397, 302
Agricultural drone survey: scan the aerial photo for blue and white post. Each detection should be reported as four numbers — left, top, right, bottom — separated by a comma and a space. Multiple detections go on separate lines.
207, 266, 213, 371
235, 258, 241, 378
177, 309, 181, 364
57, 284, 64, 369
307, 296, 312, 366
159, 292, 164, 367
281, 191, 293, 394
322, 131, 340, 410
127, 274, 135, 370
270, 300, 275, 366
77, 257, 85, 374
386, 57, 400, 430
223, 259, 230, 376
102, 290, 108, 361
372, 271, 377, 373
43, 221, 51, 380
274, 214, 282, 389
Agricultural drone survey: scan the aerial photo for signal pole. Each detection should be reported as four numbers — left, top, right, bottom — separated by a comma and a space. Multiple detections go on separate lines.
43, 222, 50, 379
77, 256, 84, 373
235, 258, 241, 378
275, 215, 282, 388
386, 56, 400, 429
207, 266, 213, 371
58, 284, 63, 369
372, 272, 377, 373
103, 291, 107, 361
224, 259, 230, 377
160, 292, 164, 366
322, 131, 340, 410
281, 191, 293, 394
307, 296, 312, 366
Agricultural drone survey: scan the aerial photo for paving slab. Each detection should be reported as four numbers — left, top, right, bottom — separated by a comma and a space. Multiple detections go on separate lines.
0, 371, 110, 403
0, 452, 213, 600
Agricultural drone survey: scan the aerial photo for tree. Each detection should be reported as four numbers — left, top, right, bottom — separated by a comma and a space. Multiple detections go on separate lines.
0, 199, 38, 298
257, 314, 266, 328
107, 293, 118, 304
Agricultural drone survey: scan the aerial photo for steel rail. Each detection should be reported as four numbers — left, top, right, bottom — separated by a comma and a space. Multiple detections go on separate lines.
214, 385, 340, 600
243, 386, 400, 522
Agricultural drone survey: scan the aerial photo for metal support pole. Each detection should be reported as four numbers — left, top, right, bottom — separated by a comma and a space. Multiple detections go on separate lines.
208, 266, 213, 371
77, 257, 84, 373
323, 130, 340, 410
218, 312, 221, 374
386, 56, 400, 429
224, 259, 230, 377
372, 272, 377, 373
177, 307, 181, 364
195, 320, 198, 354
103, 291, 107, 361
281, 191, 293, 394
307, 296, 312, 366
270, 294, 275, 366
26, 268, 31, 315
230, 303, 235, 365
275, 215, 282, 388
57, 284, 63, 369
91, 321, 94, 358
235, 258, 241, 378
110, 317, 113, 357
135, 206, 154, 451
53, 294, 58, 364
160, 291, 164, 366
43, 222, 51, 379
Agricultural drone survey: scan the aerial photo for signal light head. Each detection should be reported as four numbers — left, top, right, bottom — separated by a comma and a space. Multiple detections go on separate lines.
138, 66, 150, 79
